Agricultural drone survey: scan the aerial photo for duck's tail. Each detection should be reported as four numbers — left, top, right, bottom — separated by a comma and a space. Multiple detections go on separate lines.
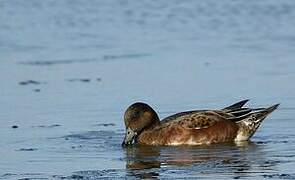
223, 99, 250, 110
234, 104, 280, 141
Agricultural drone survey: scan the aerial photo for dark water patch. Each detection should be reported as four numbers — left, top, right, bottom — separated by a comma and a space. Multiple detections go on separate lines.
204, 62, 211, 66
66, 78, 102, 83
273, 154, 295, 158
67, 174, 84, 179
18, 80, 46, 86
96, 123, 116, 127
14, 173, 48, 180
255, 134, 295, 143
32, 124, 61, 128
67, 78, 91, 83
57, 130, 124, 153
63, 131, 107, 140
18, 53, 150, 66
71, 145, 83, 149
11, 125, 19, 129
1, 173, 17, 177
1, 173, 49, 180
103, 53, 150, 61
96, 78, 102, 82
262, 173, 295, 179
19, 58, 97, 66
256, 141, 268, 145
259, 160, 288, 168
256, 140, 289, 145
69, 169, 126, 179
62, 130, 122, 141
33, 88, 41, 92
61, 130, 122, 147
16, 148, 38, 151
51, 175, 66, 179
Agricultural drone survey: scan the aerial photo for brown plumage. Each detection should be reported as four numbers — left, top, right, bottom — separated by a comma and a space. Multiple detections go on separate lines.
122, 100, 279, 146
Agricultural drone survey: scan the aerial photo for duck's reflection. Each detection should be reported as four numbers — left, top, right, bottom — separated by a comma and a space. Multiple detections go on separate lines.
125, 146, 161, 170
124, 146, 161, 178
124, 141, 273, 179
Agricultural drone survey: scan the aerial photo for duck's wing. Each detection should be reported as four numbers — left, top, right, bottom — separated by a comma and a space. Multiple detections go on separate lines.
161, 110, 204, 123
161, 99, 250, 123
160, 110, 231, 130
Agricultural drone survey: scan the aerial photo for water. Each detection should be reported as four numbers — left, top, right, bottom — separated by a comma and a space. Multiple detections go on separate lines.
1, 0, 295, 179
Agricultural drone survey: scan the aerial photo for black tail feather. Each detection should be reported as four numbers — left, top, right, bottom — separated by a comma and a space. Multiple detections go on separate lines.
229, 108, 252, 117
229, 104, 280, 122
228, 107, 265, 117
223, 99, 249, 110
252, 104, 280, 120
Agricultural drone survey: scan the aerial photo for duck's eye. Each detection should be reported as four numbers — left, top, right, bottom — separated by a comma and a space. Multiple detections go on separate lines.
127, 131, 131, 135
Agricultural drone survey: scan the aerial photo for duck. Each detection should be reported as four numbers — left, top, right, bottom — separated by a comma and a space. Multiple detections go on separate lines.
122, 100, 279, 146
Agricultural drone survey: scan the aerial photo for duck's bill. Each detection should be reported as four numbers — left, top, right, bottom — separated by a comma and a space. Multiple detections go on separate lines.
122, 128, 137, 147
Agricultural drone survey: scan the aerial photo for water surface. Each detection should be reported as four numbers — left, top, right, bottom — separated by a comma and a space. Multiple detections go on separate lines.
0, 0, 295, 179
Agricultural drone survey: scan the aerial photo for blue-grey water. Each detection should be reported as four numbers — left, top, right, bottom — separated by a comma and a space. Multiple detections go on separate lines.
1, 0, 295, 179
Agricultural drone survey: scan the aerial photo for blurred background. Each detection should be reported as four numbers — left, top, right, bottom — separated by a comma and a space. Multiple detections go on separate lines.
1, 0, 295, 179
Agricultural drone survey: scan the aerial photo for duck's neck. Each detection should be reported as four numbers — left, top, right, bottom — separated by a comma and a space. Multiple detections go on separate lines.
152, 111, 161, 124
146, 115, 161, 130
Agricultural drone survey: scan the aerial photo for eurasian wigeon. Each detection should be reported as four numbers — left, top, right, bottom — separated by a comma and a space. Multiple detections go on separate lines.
122, 100, 279, 146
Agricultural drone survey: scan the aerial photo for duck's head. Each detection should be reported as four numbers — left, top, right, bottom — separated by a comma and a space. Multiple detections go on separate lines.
122, 102, 160, 147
